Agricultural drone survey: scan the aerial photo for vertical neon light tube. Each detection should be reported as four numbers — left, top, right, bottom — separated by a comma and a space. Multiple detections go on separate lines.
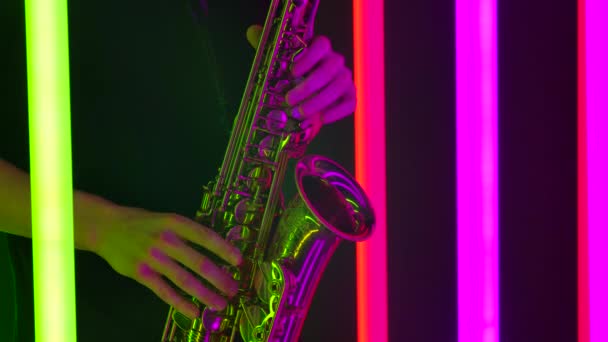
24, 0, 77, 341
583, 0, 608, 340
577, 0, 590, 340
456, 0, 499, 340
353, 0, 387, 341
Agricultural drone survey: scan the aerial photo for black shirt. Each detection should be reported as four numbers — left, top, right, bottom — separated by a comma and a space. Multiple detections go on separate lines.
1, 0, 267, 340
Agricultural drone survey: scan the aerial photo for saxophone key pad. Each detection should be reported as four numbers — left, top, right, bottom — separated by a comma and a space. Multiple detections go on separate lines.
234, 199, 256, 225
202, 307, 228, 333
258, 135, 277, 159
263, 109, 288, 132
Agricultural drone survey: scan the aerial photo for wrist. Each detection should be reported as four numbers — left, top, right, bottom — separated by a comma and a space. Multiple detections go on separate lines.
73, 191, 123, 254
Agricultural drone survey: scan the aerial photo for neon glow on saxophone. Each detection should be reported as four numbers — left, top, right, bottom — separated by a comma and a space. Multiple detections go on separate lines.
161, 1, 375, 340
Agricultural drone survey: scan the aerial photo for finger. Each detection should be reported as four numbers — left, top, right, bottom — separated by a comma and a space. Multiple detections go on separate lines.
165, 214, 242, 266
286, 53, 344, 108
135, 262, 199, 319
159, 230, 238, 297
147, 246, 228, 311
318, 90, 357, 125
300, 112, 323, 139
297, 70, 352, 118
291, 36, 332, 78
246, 24, 263, 49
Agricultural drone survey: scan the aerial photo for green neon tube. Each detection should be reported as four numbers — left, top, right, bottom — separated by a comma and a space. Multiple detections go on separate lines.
24, 0, 77, 341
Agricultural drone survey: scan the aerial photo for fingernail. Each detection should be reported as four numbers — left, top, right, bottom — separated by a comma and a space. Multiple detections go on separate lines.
232, 249, 242, 266
285, 93, 295, 107
300, 120, 311, 129
185, 305, 199, 319
291, 106, 303, 120
228, 282, 239, 297
214, 299, 227, 311
230, 257, 240, 267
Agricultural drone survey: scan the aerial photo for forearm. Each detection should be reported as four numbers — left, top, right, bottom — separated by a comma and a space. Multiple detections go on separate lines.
0, 158, 119, 253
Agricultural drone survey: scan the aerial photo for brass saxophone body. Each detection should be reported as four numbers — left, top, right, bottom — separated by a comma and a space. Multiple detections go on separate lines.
162, 1, 374, 340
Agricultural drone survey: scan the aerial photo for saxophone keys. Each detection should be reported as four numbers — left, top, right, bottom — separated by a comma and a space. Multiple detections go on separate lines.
234, 199, 257, 225
246, 166, 272, 191
258, 135, 277, 159
264, 109, 288, 132
225, 225, 255, 258
226, 225, 253, 242
202, 306, 231, 333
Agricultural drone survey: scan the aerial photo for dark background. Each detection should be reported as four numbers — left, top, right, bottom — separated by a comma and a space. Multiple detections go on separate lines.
271, 0, 578, 339
0, 0, 577, 341
312, 0, 577, 340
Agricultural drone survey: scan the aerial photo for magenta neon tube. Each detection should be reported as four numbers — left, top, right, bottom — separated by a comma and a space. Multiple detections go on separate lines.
456, 0, 499, 340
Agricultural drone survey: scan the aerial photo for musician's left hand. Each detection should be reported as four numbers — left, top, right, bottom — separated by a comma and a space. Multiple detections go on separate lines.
246, 25, 356, 137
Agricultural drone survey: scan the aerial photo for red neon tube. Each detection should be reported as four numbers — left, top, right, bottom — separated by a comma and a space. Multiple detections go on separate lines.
577, 0, 590, 340
353, 0, 387, 341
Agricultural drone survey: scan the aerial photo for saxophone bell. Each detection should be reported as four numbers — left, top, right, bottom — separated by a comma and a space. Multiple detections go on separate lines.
270, 154, 374, 261
257, 155, 374, 342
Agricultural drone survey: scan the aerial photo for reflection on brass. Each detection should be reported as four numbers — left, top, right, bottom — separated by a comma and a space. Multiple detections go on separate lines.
160, 1, 375, 341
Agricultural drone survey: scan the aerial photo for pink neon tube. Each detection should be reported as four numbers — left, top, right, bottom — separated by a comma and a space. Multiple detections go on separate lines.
584, 0, 608, 340
456, 0, 499, 341
577, 0, 589, 339
353, 0, 387, 341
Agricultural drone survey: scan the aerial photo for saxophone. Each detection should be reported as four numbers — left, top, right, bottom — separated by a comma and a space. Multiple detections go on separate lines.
161, 0, 375, 340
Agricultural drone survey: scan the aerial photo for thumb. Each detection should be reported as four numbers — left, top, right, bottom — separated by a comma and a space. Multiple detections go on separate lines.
246, 24, 263, 49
